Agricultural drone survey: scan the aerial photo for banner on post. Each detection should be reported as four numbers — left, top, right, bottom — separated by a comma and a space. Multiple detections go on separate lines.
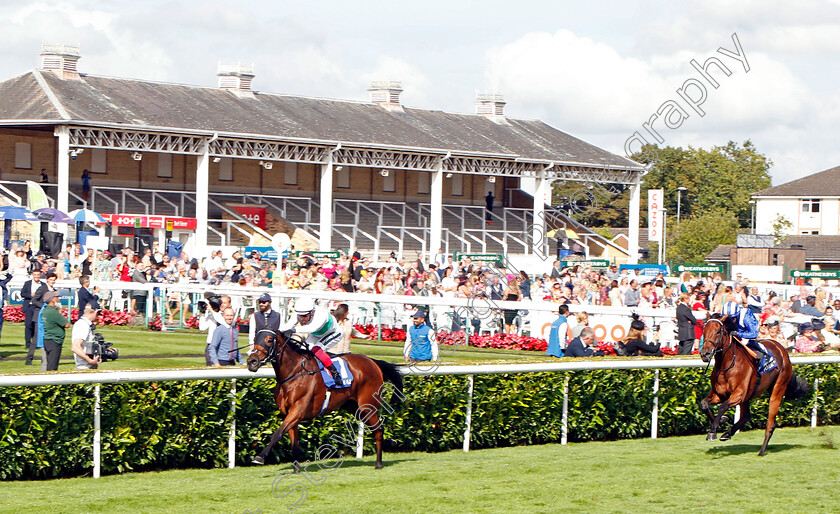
648, 189, 663, 242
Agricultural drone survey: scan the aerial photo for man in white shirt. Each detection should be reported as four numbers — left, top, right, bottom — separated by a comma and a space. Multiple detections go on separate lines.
204, 250, 225, 276
71, 308, 102, 369
199, 294, 230, 365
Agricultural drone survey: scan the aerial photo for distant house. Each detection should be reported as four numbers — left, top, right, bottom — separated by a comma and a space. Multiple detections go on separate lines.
752, 165, 840, 236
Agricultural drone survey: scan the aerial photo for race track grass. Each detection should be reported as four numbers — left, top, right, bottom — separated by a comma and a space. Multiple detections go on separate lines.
3, 425, 839, 513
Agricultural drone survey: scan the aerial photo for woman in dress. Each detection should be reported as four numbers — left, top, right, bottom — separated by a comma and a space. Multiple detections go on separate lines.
502, 279, 521, 334
620, 317, 662, 356
332, 303, 373, 354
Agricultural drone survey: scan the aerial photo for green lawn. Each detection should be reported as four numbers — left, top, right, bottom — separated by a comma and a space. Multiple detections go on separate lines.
1, 426, 838, 512
0, 323, 544, 373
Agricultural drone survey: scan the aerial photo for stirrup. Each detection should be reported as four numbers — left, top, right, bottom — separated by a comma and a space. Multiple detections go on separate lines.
328, 365, 342, 384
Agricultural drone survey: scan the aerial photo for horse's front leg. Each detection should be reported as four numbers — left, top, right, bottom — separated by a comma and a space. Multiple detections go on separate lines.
700, 391, 722, 423
253, 408, 305, 466
720, 401, 750, 442
706, 401, 730, 441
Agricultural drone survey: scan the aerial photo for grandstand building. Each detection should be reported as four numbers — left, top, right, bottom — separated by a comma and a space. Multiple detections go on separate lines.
0, 45, 645, 264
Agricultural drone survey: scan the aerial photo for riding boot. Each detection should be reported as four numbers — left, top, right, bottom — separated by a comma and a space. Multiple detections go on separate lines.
327, 362, 342, 384
745, 339, 766, 366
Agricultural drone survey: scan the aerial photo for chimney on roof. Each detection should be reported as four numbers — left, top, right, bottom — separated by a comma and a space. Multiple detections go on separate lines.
368, 81, 403, 112
475, 93, 507, 124
39, 44, 81, 80
217, 63, 255, 99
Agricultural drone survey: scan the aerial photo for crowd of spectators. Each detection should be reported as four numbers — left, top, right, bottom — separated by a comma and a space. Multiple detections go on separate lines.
5, 239, 840, 358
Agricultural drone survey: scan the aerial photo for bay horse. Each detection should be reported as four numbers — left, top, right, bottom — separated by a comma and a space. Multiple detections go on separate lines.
699, 315, 808, 456
247, 328, 404, 470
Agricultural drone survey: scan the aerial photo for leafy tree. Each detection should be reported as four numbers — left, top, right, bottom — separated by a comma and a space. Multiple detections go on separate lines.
665, 209, 739, 264
772, 214, 793, 246
561, 141, 772, 228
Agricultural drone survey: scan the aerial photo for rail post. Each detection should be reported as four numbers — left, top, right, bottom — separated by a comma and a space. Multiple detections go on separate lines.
651, 369, 659, 439
812, 376, 820, 428
93, 384, 101, 479
463, 374, 474, 452
356, 423, 365, 458
228, 379, 236, 469
561, 375, 569, 445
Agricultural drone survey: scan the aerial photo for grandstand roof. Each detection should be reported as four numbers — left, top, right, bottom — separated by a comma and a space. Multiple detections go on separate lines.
0, 70, 642, 170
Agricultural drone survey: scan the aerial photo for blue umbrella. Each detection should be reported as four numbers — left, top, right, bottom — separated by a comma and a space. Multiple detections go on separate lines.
0, 206, 37, 221
69, 208, 107, 224
33, 207, 74, 224
0, 206, 37, 249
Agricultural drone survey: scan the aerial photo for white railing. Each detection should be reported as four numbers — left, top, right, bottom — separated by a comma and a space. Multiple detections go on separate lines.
2, 355, 836, 478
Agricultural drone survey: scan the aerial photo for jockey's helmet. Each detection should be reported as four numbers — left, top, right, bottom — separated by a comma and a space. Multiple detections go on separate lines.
294, 297, 316, 315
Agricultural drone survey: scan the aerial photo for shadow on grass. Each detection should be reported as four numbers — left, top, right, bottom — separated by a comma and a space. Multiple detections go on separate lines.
252, 456, 417, 471
706, 443, 803, 457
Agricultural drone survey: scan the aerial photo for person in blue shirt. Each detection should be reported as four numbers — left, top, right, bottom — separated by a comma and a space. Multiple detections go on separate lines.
722, 300, 765, 363
546, 304, 570, 357
209, 308, 243, 366
404, 311, 439, 363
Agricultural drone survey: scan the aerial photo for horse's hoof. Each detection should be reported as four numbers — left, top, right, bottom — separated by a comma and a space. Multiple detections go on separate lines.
720, 433, 731, 442
375, 462, 383, 470
251, 456, 265, 465
706, 433, 717, 441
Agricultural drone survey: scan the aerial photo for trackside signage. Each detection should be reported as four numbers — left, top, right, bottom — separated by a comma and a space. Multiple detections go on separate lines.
454, 253, 503, 265
790, 270, 840, 279
562, 259, 610, 268
676, 264, 724, 273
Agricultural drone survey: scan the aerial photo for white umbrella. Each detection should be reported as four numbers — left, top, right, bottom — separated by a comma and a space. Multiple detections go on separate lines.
69, 208, 107, 225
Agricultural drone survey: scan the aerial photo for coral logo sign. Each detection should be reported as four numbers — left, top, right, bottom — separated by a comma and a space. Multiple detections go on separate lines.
648, 189, 663, 242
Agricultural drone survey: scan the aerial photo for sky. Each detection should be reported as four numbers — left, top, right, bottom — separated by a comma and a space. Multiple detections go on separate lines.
2, 0, 840, 186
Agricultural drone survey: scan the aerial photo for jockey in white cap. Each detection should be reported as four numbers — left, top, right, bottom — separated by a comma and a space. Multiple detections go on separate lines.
722, 300, 766, 363
279, 297, 343, 383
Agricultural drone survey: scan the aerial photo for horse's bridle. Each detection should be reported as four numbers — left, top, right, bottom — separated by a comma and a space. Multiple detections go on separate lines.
704, 318, 733, 356
253, 328, 283, 367
252, 329, 321, 386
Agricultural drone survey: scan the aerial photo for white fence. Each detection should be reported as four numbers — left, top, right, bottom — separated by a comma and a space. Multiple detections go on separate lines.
2, 355, 838, 479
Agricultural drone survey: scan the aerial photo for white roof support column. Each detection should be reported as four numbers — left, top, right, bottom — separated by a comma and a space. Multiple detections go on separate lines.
627, 172, 641, 264
55, 126, 70, 214
319, 149, 335, 251
195, 138, 210, 255
428, 157, 445, 262
532, 170, 551, 257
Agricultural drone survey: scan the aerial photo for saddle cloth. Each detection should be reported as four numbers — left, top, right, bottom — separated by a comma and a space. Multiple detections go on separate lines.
757, 343, 778, 375
317, 357, 354, 389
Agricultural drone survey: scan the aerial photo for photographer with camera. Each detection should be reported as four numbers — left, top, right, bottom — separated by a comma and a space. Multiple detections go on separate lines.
71, 307, 102, 369
198, 293, 229, 365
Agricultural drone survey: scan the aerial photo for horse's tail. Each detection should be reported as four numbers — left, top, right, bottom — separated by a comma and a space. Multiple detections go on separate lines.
785, 374, 810, 400
373, 359, 404, 409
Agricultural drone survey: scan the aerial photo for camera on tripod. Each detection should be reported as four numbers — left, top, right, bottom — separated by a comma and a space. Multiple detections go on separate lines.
85, 332, 119, 361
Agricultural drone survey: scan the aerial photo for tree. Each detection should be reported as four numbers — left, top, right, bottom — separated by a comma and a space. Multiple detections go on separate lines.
771, 214, 793, 246
563, 140, 772, 228
665, 209, 739, 264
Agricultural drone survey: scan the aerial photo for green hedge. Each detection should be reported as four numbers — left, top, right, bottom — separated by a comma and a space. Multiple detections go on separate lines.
1, 365, 838, 480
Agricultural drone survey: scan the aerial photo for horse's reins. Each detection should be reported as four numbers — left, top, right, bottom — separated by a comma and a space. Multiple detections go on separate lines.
253, 329, 320, 386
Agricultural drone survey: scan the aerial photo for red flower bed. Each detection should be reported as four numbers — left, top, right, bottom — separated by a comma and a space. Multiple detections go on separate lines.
596, 341, 617, 356
2, 306, 134, 325
353, 324, 406, 341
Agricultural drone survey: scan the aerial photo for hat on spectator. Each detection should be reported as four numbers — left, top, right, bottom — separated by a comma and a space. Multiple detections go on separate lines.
412, 311, 426, 319
799, 322, 813, 334
43, 291, 60, 302
630, 312, 645, 331
258, 293, 272, 303
811, 318, 826, 331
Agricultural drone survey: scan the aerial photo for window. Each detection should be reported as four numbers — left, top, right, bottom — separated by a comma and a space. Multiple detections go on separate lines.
336, 165, 350, 188
800, 230, 820, 235
417, 172, 430, 194
157, 154, 172, 178
14, 143, 31, 169
451, 174, 463, 196
91, 149, 107, 173
219, 158, 233, 181
285, 162, 298, 185
383, 171, 396, 192
802, 199, 821, 213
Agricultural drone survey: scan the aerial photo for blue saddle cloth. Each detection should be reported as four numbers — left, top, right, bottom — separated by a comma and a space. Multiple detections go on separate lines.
317, 357, 353, 388
757, 343, 778, 375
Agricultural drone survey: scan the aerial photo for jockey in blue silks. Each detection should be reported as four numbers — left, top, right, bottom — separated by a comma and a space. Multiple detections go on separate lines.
722, 300, 766, 363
